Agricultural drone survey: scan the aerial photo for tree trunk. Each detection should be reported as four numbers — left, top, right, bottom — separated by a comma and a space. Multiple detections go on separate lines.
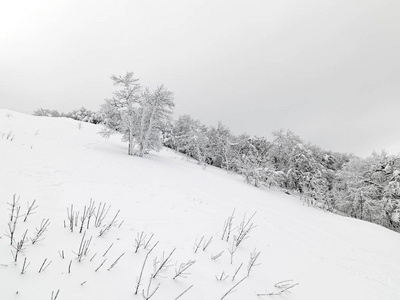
138, 107, 147, 156
128, 117, 135, 156
140, 104, 157, 157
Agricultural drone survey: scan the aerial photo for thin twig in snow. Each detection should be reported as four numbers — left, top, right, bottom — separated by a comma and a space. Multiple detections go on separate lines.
135, 241, 159, 295
211, 251, 224, 261
51, 289, 60, 300
231, 263, 243, 281
103, 243, 114, 257
247, 249, 261, 277
31, 218, 50, 244
144, 233, 154, 250
21, 257, 30, 274
194, 236, 204, 253
215, 271, 229, 281
220, 276, 247, 299
202, 236, 213, 251
235, 211, 257, 247
153, 248, 175, 278
173, 260, 196, 280
256, 280, 300, 296
23, 199, 38, 222
173, 285, 194, 300
95, 259, 106, 272
222, 209, 235, 242
107, 252, 125, 271
141, 275, 160, 300
39, 258, 52, 273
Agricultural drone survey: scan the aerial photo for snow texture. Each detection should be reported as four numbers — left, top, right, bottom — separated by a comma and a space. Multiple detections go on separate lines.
1, 109, 400, 299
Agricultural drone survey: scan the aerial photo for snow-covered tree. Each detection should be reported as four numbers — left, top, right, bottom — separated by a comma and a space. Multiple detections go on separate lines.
100, 72, 142, 155
33, 108, 61, 117
268, 129, 335, 207
161, 120, 175, 149
228, 135, 275, 187
100, 72, 175, 156
65, 107, 102, 124
333, 157, 381, 221
332, 152, 400, 228
271, 130, 312, 190
137, 85, 175, 157
205, 122, 232, 169
172, 115, 209, 165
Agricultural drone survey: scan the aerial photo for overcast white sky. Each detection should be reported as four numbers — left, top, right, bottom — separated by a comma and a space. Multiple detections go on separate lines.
1, 0, 399, 157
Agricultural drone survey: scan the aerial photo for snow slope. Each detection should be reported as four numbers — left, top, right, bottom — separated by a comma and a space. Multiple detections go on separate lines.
1, 109, 400, 299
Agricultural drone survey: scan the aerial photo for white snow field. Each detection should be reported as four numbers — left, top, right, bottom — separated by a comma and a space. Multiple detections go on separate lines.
1, 109, 400, 300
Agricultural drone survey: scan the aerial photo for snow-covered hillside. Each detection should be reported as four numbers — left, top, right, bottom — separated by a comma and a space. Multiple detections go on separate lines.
1, 109, 400, 299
